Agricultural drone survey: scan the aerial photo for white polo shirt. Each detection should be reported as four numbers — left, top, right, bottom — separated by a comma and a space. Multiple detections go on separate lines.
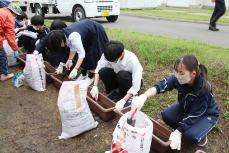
95, 49, 143, 95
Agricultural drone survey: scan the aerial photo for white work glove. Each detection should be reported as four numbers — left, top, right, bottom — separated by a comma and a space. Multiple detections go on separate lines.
90, 85, 99, 101
65, 59, 73, 70
68, 68, 77, 79
33, 50, 39, 55
131, 94, 147, 111
16, 31, 23, 38
56, 62, 65, 74
169, 129, 182, 150
115, 99, 126, 111
15, 28, 19, 33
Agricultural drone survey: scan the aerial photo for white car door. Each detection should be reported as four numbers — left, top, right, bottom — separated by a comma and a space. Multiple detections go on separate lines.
56, 0, 76, 15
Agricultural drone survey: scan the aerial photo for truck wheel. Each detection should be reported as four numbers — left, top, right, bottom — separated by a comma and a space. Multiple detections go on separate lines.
35, 4, 45, 17
106, 15, 118, 22
72, 6, 85, 22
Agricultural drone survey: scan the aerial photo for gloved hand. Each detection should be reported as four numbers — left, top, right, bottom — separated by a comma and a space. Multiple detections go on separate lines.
33, 50, 39, 55
131, 94, 147, 111
15, 28, 19, 33
65, 59, 73, 70
115, 99, 126, 111
16, 31, 23, 38
56, 62, 65, 74
90, 85, 99, 101
169, 129, 182, 150
68, 68, 77, 79
13, 50, 20, 58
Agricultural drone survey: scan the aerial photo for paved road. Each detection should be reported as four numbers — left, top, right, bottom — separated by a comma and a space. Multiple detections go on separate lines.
45, 14, 229, 48
97, 15, 229, 48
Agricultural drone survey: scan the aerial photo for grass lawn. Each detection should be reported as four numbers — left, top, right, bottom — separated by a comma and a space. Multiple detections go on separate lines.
44, 20, 229, 152
121, 7, 229, 24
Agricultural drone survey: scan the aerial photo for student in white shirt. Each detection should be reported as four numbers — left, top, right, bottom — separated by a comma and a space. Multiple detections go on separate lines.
90, 40, 143, 110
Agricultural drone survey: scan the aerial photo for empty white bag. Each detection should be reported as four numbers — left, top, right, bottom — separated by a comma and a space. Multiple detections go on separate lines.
58, 81, 98, 139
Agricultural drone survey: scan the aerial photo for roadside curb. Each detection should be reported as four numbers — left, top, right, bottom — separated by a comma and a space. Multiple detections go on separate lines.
121, 13, 229, 26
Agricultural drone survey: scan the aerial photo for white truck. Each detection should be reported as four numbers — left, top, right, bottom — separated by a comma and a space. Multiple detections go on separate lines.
15, 0, 120, 22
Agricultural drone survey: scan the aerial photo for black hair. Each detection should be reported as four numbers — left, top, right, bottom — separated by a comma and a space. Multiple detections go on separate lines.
31, 15, 44, 26
47, 30, 66, 52
16, 12, 28, 21
50, 19, 67, 31
174, 54, 209, 91
104, 40, 124, 62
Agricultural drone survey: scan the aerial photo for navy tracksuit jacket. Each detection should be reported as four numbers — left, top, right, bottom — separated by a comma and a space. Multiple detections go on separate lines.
154, 74, 219, 143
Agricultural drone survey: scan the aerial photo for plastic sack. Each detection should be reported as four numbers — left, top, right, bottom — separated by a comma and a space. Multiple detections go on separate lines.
58, 81, 98, 139
23, 54, 46, 91
12, 72, 24, 88
3, 40, 17, 67
110, 111, 153, 153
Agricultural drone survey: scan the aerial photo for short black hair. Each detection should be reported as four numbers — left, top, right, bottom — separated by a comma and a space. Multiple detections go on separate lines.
50, 19, 67, 31
16, 12, 28, 21
47, 30, 66, 52
104, 40, 124, 62
31, 15, 44, 26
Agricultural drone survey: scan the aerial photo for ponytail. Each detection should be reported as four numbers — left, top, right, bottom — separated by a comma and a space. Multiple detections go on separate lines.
199, 63, 210, 91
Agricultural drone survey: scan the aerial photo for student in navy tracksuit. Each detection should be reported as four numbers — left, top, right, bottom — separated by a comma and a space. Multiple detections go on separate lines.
47, 19, 108, 81
131, 55, 219, 150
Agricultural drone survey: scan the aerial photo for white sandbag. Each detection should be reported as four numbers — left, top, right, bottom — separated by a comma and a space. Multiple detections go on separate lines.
58, 81, 98, 139
111, 111, 153, 153
23, 54, 46, 91
3, 40, 17, 67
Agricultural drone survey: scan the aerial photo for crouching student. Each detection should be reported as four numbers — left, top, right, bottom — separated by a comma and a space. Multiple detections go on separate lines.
34, 19, 69, 67
17, 15, 49, 53
90, 41, 143, 109
131, 55, 219, 150
47, 19, 108, 83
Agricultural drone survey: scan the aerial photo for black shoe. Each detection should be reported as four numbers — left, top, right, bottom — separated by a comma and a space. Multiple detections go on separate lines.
107, 90, 122, 102
209, 26, 219, 31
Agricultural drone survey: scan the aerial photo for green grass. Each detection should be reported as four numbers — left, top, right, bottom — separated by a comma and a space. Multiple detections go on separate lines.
121, 7, 229, 23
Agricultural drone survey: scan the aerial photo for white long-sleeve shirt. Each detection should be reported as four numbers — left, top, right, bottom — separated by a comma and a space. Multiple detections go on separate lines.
66, 32, 85, 59
95, 49, 143, 95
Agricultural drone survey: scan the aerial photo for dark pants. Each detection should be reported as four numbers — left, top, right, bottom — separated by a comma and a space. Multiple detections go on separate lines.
161, 103, 217, 143
0, 48, 8, 75
210, 0, 226, 27
98, 68, 132, 98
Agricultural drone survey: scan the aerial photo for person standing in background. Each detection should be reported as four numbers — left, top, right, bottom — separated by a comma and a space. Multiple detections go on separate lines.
209, 0, 226, 31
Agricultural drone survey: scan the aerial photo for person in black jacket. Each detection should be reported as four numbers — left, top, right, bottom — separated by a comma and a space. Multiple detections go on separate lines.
131, 55, 219, 150
209, 0, 226, 31
17, 15, 49, 53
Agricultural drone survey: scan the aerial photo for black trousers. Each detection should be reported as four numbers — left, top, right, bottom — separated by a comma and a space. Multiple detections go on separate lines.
210, 0, 226, 27
99, 68, 132, 98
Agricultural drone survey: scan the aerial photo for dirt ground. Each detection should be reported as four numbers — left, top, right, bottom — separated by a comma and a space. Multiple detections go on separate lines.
0, 67, 228, 153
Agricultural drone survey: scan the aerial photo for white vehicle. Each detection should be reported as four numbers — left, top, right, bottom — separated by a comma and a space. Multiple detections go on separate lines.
16, 0, 120, 22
